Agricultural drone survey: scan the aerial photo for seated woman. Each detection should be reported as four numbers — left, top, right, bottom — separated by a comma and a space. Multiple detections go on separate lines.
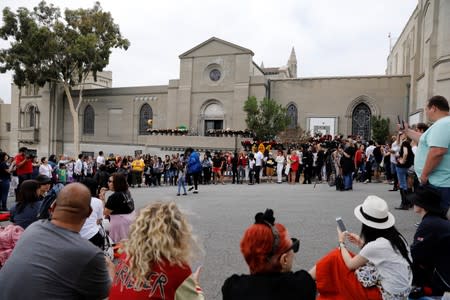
309, 195, 412, 300
222, 209, 316, 300
408, 186, 450, 297
109, 202, 204, 300
102, 173, 135, 242
10, 180, 41, 229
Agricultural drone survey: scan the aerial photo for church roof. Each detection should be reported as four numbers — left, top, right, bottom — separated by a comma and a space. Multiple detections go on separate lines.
261, 67, 281, 74
179, 37, 254, 58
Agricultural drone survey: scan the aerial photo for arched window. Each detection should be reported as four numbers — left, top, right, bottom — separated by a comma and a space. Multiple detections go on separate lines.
139, 103, 153, 135
28, 106, 36, 127
24, 104, 38, 128
287, 103, 298, 129
352, 103, 371, 140
83, 105, 95, 134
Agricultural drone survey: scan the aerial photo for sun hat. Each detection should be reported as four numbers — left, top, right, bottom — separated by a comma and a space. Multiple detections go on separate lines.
406, 186, 445, 215
354, 195, 395, 229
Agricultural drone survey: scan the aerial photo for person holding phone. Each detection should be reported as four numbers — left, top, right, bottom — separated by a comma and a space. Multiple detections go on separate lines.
309, 195, 412, 299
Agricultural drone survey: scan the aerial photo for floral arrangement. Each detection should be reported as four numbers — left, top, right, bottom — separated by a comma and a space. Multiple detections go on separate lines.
205, 129, 254, 137
147, 128, 188, 135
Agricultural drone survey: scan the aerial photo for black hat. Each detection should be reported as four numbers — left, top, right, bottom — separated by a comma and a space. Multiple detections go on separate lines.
407, 186, 444, 215
35, 174, 52, 185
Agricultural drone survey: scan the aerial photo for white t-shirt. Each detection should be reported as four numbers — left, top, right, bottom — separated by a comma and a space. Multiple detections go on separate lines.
359, 237, 412, 296
96, 155, 106, 167
255, 152, 264, 167
390, 141, 400, 164
365, 145, 376, 161
39, 164, 53, 178
79, 197, 104, 240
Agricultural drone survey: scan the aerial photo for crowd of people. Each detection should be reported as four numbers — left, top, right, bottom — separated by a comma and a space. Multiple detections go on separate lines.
0, 95, 449, 299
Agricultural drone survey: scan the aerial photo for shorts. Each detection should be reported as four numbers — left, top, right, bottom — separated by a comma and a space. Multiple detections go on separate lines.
212, 167, 221, 173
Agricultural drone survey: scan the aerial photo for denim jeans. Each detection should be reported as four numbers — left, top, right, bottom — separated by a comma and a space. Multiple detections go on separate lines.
396, 167, 408, 190
343, 174, 352, 190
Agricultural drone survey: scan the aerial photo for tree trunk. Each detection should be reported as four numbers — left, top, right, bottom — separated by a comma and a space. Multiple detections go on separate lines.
63, 84, 80, 155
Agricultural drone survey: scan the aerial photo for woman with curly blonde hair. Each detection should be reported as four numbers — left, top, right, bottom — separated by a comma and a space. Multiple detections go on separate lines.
109, 202, 204, 300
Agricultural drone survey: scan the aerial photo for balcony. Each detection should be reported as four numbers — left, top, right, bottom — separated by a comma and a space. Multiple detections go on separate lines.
18, 128, 39, 143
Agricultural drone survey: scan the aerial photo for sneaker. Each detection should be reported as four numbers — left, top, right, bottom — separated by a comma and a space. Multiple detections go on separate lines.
176, 193, 180, 196
193, 191, 198, 194
364, 179, 370, 184
188, 186, 194, 191
182, 193, 187, 195
414, 222, 420, 227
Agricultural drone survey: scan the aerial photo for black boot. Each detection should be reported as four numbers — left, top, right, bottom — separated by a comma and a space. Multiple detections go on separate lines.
395, 189, 409, 210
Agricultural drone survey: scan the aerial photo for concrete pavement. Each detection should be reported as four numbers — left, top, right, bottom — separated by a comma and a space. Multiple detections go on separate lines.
128, 181, 420, 300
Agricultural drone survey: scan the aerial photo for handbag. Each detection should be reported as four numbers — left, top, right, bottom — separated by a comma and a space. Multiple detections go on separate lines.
122, 192, 134, 213
99, 223, 114, 260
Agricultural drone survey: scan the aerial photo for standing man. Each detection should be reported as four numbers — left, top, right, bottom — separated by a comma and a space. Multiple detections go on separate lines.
131, 154, 145, 188
96, 151, 106, 168
404, 95, 450, 211
0, 183, 112, 299
254, 145, 264, 184
14, 147, 33, 187
74, 154, 85, 182
185, 147, 202, 194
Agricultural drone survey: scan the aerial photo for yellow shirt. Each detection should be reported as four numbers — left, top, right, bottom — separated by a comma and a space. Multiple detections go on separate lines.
131, 159, 145, 171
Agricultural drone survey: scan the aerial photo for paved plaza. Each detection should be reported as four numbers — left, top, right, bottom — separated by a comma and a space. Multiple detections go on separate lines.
127, 181, 419, 299
2, 180, 420, 299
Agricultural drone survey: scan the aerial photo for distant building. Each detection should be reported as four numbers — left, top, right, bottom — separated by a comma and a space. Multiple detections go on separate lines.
0, 0, 448, 157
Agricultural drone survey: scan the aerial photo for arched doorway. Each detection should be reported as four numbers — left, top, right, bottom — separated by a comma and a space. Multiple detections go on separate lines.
203, 102, 224, 134
352, 103, 371, 140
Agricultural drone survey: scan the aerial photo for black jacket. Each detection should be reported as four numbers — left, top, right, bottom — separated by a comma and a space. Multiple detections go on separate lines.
411, 213, 450, 295
222, 270, 316, 300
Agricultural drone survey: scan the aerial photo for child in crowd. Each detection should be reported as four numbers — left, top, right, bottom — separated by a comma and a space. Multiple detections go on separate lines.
57, 163, 67, 185
177, 161, 187, 196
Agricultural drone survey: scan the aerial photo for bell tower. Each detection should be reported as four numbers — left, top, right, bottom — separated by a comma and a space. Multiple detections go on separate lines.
287, 47, 297, 78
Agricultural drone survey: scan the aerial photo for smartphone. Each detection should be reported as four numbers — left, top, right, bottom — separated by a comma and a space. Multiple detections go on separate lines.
397, 115, 405, 130
336, 217, 347, 232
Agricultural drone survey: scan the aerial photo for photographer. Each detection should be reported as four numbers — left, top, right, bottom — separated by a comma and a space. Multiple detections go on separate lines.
14, 147, 33, 188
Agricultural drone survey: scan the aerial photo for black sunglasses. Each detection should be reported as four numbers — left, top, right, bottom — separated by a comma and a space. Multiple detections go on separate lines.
283, 238, 300, 254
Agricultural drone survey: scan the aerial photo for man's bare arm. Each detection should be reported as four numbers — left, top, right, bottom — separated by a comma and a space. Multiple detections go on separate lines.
420, 147, 448, 183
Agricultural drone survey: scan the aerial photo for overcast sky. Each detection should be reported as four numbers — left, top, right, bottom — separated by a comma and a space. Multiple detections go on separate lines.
0, 0, 418, 103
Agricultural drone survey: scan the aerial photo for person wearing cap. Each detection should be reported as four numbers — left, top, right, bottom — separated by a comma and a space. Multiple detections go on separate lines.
222, 209, 316, 300
309, 195, 413, 299
408, 187, 450, 297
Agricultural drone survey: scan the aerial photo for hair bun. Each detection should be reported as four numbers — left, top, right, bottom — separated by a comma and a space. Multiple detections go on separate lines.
254, 209, 275, 225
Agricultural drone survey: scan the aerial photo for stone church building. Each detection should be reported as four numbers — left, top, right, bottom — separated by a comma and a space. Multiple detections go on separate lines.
0, 0, 448, 157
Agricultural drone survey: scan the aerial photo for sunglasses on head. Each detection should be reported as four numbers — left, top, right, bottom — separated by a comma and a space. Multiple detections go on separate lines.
283, 238, 300, 254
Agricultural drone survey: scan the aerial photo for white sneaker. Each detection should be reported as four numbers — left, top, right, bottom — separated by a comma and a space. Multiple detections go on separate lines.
364, 179, 369, 184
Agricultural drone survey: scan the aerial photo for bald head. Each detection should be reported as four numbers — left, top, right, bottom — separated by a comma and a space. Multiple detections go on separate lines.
52, 183, 91, 224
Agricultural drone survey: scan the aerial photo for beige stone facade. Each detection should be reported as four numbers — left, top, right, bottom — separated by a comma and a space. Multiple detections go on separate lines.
386, 0, 450, 123
0, 0, 448, 157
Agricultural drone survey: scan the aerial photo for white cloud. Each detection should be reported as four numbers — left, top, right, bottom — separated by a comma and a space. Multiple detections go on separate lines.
0, 0, 417, 103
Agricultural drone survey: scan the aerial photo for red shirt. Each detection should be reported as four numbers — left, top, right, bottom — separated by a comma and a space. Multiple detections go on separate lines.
290, 154, 299, 171
15, 154, 32, 175
109, 253, 194, 300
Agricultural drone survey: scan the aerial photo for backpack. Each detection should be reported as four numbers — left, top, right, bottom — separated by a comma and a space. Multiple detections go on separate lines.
37, 183, 65, 219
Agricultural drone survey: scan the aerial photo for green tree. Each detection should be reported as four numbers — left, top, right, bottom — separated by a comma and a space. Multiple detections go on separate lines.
0, 1, 129, 154
371, 115, 390, 144
243, 96, 290, 141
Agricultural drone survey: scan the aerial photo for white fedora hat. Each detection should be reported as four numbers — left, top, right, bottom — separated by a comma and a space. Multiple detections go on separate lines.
354, 195, 395, 229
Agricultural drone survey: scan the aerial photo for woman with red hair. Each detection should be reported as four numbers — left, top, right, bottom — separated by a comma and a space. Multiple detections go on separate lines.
222, 209, 316, 300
